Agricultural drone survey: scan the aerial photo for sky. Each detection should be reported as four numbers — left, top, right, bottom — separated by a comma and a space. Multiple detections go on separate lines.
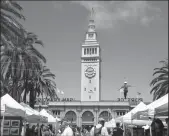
19, 1, 168, 102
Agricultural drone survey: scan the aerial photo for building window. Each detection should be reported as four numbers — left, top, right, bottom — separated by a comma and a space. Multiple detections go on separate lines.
84, 88, 86, 91
89, 95, 91, 99
53, 110, 60, 115
84, 48, 86, 55
89, 80, 91, 83
87, 48, 89, 54
92, 48, 94, 54
90, 48, 92, 54
95, 48, 97, 54
94, 87, 96, 91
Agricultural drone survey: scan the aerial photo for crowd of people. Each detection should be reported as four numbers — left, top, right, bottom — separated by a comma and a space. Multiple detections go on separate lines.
23, 117, 168, 136
23, 118, 124, 136
25, 123, 55, 136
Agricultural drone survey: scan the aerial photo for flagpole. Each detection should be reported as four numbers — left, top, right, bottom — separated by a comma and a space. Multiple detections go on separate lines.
1, 104, 5, 136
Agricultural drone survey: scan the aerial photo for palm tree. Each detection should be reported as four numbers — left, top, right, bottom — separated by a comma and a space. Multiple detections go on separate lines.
27, 66, 58, 108
1, 32, 46, 102
150, 59, 168, 100
1, 0, 25, 47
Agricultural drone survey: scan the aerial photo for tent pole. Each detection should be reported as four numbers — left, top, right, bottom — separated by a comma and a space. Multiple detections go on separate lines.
149, 117, 152, 136
1, 104, 6, 136
122, 119, 125, 136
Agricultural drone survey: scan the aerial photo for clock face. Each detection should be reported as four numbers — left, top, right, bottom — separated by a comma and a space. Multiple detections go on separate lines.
88, 33, 93, 38
85, 67, 96, 78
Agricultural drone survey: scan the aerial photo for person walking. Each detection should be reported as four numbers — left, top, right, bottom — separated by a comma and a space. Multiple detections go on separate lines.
59, 119, 74, 136
90, 118, 109, 136
151, 118, 164, 136
112, 122, 124, 136
25, 123, 31, 136
43, 126, 50, 136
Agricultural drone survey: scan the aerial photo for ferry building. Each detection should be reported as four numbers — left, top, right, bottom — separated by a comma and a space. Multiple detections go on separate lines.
35, 10, 143, 129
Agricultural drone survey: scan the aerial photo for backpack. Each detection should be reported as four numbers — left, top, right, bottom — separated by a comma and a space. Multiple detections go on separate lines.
94, 126, 103, 136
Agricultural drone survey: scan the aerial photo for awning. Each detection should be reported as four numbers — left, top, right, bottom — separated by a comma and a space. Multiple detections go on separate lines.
1, 94, 26, 118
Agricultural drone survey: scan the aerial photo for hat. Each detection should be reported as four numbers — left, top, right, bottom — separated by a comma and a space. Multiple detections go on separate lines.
98, 118, 105, 122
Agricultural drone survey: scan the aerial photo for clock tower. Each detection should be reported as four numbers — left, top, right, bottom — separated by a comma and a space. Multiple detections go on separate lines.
81, 8, 101, 101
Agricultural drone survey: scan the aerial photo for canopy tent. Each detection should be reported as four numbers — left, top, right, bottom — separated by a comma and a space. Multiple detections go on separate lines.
121, 120, 152, 126
1, 94, 26, 117
116, 102, 147, 122
104, 119, 116, 128
155, 102, 168, 116
40, 109, 59, 123
132, 94, 168, 120
20, 103, 47, 123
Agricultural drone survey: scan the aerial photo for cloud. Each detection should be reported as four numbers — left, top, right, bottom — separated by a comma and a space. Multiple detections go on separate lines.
73, 1, 161, 29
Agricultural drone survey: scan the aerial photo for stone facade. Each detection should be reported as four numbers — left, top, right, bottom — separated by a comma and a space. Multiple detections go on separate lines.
35, 101, 131, 126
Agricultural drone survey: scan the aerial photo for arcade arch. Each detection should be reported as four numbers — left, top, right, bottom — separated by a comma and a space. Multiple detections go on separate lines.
64, 111, 77, 123
99, 111, 112, 122
82, 111, 94, 131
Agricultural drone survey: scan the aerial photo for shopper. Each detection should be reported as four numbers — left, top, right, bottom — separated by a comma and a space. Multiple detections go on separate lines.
112, 122, 124, 136
90, 118, 109, 136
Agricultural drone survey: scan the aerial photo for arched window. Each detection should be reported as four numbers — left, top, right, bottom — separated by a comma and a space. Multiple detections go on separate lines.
82, 111, 94, 122
65, 111, 77, 122
99, 111, 112, 122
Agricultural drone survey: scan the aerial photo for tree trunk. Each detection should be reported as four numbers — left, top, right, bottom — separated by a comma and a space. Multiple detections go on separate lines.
23, 79, 28, 103
29, 85, 35, 109
12, 79, 18, 101
23, 72, 28, 103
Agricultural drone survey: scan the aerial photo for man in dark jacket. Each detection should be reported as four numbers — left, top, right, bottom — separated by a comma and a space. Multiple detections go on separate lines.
112, 122, 124, 136
151, 118, 164, 136
25, 123, 31, 136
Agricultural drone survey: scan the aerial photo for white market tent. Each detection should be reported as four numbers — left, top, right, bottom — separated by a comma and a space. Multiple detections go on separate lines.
132, 94, 168, 119
20, 102, 47, 123
116, 102, 147, 121
40, 109, 59, 123
115, 102, 150, 126
1, 94, 26, 136
104, 119, 116, 128
155, 94, 168, 116
1, 94, 26, 117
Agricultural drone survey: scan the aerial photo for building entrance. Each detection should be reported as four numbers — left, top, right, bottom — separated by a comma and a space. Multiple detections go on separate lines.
82, 111, 94, 131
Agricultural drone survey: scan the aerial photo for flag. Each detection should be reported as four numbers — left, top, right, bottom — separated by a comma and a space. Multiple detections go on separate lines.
61, 91, 64, 95
57, 88, 61, 94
